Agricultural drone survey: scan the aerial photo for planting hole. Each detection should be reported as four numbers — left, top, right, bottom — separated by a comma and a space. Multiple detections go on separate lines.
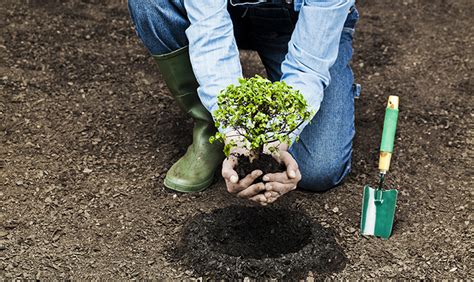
208, 206, 311, 259
173, 205, 347, 279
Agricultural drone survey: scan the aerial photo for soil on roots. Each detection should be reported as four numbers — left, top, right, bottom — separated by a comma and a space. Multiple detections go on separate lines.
172, 206, 346, 279
235, 153, 286, 182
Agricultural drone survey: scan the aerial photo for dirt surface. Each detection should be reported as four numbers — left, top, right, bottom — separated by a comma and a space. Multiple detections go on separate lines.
1, 0, 473, 279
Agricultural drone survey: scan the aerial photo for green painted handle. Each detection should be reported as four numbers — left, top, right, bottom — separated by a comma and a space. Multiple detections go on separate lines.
379, 96, 399, 173
380, 108, 399, 153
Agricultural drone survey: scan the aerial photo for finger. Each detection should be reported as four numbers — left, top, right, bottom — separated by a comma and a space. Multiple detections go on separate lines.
265, 182, 297, 195
226, 170, 263, 194
249, 194, 268, 205
262, 171, 290, 184
279, 151, 299, 179
222, 158, 239, 183
264, 191, 280, 204
225, 179, 243, 194
239, 169, 263, 187
267, 196, 279, 203
270, 191, 279, 197
264, 191, 279, 198
237, 183, 265, 199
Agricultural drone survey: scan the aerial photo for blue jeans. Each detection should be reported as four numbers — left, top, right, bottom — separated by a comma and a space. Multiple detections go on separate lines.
128, 0, 360, 192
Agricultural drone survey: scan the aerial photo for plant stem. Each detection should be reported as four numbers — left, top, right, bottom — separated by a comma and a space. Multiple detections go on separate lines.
249, 146, 263, 163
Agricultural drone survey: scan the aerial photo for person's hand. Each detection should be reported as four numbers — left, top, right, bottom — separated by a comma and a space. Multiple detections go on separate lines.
221, 130, 268, 205
262, 145, 301, 204
222, 155, 269, 205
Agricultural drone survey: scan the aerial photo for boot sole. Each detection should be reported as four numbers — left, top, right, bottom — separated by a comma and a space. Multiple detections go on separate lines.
164, 176, 213, 193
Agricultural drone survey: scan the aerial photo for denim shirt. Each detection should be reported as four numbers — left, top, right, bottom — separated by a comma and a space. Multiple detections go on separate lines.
184, 0, 355, 141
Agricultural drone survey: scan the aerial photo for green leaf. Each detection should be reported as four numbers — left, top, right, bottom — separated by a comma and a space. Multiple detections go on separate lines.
210, 75, 313, 153
223, 143, 232, 157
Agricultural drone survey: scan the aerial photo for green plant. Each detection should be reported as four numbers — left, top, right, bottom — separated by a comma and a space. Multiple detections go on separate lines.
209, 75, 314, 159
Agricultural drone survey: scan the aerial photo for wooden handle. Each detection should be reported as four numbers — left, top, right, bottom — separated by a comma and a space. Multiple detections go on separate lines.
379, 152, 392, 173
387, 95, 399, 109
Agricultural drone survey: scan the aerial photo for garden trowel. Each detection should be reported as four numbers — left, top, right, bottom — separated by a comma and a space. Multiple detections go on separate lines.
360, 95, 399, 239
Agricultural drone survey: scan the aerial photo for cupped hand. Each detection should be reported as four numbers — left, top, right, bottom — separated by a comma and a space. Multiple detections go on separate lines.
221, 130, 268, 205
221, 131, 300, 205
222, 153, 268, 206
262, 150, 301, 203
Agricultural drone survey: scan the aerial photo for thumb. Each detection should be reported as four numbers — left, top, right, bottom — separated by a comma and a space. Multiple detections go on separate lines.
230, 174, 239, 184
280, 151, 298, 179
222, 159, 239, 183
287, 168, 296, 179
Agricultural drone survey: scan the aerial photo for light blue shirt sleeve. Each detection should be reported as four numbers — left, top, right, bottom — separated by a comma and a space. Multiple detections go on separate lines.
184, 0, 242, 134
282, 0, 355, 141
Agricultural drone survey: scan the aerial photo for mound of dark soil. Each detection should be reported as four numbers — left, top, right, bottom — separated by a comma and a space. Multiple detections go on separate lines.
171, 206, 346, 279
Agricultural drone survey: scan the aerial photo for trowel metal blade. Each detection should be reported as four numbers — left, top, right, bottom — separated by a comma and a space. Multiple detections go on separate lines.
360, 185, 398, 239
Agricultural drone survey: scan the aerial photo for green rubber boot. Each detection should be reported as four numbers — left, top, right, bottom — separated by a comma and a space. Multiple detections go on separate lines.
153, 46, 224, 192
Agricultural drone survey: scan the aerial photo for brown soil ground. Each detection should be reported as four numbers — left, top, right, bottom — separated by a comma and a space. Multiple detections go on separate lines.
1, 0, 472, 279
